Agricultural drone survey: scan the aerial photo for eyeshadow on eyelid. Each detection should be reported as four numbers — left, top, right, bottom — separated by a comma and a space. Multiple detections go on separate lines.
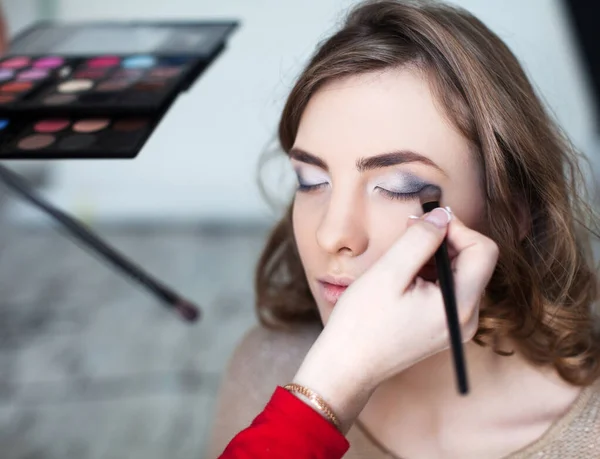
376, 173, 429, 191
295, 168, 329, 181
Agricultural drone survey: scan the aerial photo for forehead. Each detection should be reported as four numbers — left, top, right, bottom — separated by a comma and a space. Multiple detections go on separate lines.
294, 68, 472, 170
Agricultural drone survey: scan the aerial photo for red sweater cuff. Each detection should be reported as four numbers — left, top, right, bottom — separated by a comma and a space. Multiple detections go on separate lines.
219, 386, 350, 458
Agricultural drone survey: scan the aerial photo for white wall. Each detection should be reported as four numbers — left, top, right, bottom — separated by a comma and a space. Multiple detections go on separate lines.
5, 0, 598, 226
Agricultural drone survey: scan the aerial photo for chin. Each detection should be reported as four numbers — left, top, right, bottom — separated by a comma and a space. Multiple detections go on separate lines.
311, 298, 329, 324
310, 289, 332, 325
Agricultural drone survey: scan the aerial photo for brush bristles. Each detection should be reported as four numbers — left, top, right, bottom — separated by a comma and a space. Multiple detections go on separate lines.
419, 184, 442, 206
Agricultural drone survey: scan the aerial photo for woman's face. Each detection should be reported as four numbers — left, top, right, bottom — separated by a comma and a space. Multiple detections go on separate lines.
291, 68, 486, 324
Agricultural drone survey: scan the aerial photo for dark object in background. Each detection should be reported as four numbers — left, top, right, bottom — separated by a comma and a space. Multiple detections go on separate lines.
0, 21, 238, 159
562, 0, 600, 131
0, 162, 201, 322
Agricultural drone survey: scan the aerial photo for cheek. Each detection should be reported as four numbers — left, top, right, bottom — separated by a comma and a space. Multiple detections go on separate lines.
364, 203, 415, 262
370, 198, 421, 232
442, 162, 487, 231
292, 197, 320, 266
445, 190, 487, 232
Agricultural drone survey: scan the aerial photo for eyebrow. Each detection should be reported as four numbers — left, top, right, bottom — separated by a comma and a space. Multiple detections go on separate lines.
289, 147, 446, 175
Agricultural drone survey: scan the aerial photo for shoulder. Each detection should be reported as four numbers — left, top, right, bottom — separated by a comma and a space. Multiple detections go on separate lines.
222, 322, 323, 402
519, 377, 600, 457
231, 322, 323, 379
205, 321, 322, 458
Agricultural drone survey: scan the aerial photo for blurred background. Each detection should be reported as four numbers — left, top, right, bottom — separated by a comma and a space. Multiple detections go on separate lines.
0, 0, 598, 458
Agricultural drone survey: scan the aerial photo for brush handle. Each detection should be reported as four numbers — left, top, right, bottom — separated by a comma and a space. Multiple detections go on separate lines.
422, 200, 468, 394
0, 163, 200, 322
435, 240, 469, 394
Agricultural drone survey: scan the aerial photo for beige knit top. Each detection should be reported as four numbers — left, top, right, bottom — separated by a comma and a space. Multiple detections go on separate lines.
206, 323, 600, 458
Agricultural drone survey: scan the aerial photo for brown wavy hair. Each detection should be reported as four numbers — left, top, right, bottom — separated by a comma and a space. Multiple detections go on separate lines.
254, 0, 600, 386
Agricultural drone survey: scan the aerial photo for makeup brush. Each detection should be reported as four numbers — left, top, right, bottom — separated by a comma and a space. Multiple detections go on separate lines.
419, 184, 469, 395
0, 163, 200, 322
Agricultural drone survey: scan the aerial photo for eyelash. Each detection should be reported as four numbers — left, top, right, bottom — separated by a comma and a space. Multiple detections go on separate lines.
296, 183, 424, 201
376, 187, 422, 201
297, 183, 328, 193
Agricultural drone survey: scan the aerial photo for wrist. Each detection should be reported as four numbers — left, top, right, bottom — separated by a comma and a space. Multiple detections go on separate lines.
292, 337, 377, 433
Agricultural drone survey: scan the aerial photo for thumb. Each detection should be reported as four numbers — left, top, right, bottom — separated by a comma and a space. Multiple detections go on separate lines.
374, 207, 452, 292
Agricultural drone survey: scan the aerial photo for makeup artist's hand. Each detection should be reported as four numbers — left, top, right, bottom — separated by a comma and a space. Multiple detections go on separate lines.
293, 208, 499, 432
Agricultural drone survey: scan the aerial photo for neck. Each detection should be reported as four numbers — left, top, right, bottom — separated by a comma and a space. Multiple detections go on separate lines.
362, 338, 574, 425
395, 340, 520, 397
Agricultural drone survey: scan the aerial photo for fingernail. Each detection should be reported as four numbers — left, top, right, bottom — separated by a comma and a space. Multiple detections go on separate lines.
424, 207, 451, 228
444, 206, 453, 220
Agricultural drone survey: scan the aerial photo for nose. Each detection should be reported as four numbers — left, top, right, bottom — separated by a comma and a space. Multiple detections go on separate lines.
316, 190, 368, 257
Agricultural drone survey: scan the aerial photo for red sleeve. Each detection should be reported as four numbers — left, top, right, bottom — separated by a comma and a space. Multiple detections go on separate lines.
218, 386, 350, 459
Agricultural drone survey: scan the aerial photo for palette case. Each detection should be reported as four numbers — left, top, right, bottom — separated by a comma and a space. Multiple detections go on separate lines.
0, 21, 238, 159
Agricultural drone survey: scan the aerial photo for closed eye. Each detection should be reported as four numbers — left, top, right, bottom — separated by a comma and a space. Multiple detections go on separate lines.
376, 187, 423, 201
297, 182, 328, 192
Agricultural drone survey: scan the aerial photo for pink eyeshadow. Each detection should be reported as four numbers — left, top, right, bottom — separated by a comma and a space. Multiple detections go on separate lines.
33, 56, 65, 69
17, 69, 50, 80
1, 57, 31, 69
87, 56, 121, 68
34, 119, 71, 133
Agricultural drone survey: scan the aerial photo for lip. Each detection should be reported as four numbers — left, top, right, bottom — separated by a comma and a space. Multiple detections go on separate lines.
319, 275, 354, 287
317, 275, 355, 306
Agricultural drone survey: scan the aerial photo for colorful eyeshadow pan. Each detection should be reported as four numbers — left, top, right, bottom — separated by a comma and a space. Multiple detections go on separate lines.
33, 56, 65, 69
73, 119, 110, 133
18, 134, 56, 150
1, 81, 33, 93
1, 57, 31, 69
0, 69, 14, 81
58, 79, 94, 93
17, 69, 50, 80
87, 56, 121, 68
121, 55, 156, 69
0, 119, 9, 130
0, 94, 15, 104
34, 119, 71, 133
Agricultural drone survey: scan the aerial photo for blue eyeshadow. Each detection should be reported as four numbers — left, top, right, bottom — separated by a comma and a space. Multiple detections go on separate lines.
386, 173, 430, 193
121, 55, 157, 69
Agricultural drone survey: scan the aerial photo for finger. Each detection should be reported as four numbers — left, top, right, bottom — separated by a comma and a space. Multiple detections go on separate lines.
446, 213, 499, 311
374, 208, 452, 291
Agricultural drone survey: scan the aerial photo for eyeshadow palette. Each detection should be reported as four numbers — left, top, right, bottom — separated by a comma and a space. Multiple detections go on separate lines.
0, 116, 155, 158
0, 20, 238, 159
18, 55, 203, 113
